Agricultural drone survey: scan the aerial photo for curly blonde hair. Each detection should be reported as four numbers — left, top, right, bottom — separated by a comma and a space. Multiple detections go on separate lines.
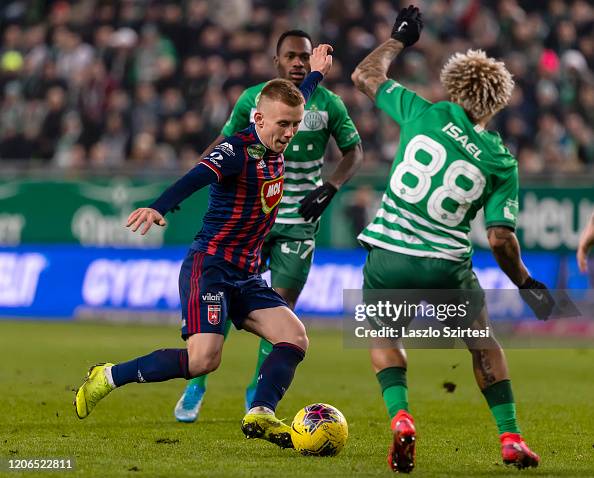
440, 49, 514, 123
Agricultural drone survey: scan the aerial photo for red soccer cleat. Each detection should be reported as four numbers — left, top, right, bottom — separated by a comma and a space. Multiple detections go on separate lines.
387, 410, 416, 473
500, 432, 540, 469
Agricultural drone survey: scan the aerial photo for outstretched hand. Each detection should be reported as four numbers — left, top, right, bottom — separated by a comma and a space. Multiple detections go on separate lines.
310, 44, 333, 76
126, 207, 166, 235
391, 4, 424, 47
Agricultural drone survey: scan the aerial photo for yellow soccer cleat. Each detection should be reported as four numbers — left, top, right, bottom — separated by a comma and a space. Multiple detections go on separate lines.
74, 363, 115, 419
241, 412, 294, 449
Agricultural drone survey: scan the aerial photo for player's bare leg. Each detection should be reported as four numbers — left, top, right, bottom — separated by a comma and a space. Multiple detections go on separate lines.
185, 333, 225, 377
464, 308, 539, 469
175, 321, 232, 422
371, 338, 416, 473
240, 306, 308, 448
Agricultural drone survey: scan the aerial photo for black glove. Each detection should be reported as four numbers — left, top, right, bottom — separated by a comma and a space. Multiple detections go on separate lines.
519, 277, 555, 321
391, 5, 424, 47
298, 182, 337, 222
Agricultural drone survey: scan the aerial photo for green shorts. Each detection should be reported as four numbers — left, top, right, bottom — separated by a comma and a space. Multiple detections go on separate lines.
362, 247, 484, 329
363, 247, 482, 290
261, 222, 319, 291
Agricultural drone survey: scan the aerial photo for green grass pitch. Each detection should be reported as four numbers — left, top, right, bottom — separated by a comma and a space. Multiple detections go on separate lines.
1, 320, 593, 477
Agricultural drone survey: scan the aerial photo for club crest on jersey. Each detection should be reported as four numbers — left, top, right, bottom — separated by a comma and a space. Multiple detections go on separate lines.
247, 144, 266, 159
261, 177, 284, 214
303, 110, 323, 130
207, 304, 221, 325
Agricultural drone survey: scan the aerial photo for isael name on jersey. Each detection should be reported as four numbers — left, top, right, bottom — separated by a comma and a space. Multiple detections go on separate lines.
441, 122, 483, 160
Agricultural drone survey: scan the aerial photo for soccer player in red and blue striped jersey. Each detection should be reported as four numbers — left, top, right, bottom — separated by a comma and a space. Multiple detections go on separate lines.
74, 46, 333, 449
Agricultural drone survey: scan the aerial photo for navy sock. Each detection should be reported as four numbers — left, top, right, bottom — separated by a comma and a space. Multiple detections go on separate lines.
111, 349, 190, 387
251, 342, 305, 411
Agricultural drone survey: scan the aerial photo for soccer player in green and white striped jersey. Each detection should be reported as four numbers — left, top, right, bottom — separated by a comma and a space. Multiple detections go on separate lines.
174, 30, 363, 423
352, 5, 552, 473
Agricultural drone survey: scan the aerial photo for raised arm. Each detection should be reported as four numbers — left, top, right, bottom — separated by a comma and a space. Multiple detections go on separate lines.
299, 43, 333, 103
351, 5, 423, 101
351, 40, 404, 101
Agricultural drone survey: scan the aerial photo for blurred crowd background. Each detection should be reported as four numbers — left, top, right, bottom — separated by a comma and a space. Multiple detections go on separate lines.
0, 0, 593, 176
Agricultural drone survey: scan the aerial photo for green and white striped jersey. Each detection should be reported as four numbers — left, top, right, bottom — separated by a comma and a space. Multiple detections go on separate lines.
221, 82, 360, 224
359, 79, 519, 262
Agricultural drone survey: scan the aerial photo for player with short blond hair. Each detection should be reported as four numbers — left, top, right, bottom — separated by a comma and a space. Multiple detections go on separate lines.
74, 46, 333, 450
175, 30, 363, 423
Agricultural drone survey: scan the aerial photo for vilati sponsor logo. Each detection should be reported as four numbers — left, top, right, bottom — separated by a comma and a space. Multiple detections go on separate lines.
261, 177, 284, 214
201, 291, 223, 303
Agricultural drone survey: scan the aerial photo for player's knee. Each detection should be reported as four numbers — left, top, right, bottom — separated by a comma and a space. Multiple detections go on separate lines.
291, 321, 309, 351
292, 331, 309, 352
278, 321, 308, 352
187, 351, 221, 377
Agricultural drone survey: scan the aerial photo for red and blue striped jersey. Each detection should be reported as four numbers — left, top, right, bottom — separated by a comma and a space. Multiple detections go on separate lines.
191, 124, 284, 273
149, 72, 323, 272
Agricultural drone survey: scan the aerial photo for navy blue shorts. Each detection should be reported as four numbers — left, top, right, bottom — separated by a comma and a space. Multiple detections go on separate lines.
179, 250, 288, 339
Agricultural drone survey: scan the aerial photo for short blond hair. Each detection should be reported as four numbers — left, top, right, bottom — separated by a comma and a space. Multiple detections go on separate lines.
258, 79, 304, 107
440, 49, 514, 122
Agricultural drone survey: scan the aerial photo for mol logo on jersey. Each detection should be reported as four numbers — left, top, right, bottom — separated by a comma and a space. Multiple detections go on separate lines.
261, 177, 284, 214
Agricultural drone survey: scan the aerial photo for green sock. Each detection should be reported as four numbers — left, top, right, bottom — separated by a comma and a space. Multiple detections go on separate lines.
377, 367, 408, 418
246, 338, 273, 390
482, 379, 521, 434
187, 320, 233, 389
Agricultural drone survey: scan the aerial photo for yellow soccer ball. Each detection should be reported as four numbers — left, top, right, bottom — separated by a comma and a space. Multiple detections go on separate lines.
290, 403, 348, 456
